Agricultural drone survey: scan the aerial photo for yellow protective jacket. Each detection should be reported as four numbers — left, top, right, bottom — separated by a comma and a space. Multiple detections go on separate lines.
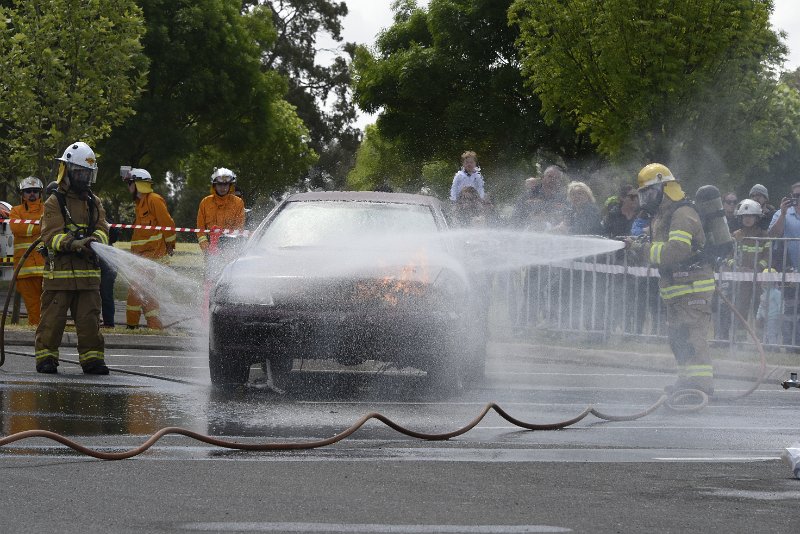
196, 193, 245, 250
646, 197, 715, 301
9, 199, 45, 279
40, 187, 109, 290
131, 192, 176, 259
731, 225, 770, 272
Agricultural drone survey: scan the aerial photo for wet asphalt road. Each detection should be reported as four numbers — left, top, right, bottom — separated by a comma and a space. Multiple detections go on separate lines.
1, 343, 799, 533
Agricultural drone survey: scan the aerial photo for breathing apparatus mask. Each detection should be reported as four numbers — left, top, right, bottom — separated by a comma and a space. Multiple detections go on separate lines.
637, 184, 664, 215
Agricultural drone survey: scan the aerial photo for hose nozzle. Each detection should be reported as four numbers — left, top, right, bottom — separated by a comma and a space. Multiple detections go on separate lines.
782, 372, 800, 390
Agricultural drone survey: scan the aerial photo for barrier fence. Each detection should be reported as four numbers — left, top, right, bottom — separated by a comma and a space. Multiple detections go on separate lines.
502, 236, 800, 351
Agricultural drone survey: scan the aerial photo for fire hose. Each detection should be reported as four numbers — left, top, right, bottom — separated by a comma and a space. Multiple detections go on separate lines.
0, 242, 769, 459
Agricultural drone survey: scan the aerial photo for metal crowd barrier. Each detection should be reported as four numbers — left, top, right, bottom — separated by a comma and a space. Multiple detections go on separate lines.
502, 236, 800, 351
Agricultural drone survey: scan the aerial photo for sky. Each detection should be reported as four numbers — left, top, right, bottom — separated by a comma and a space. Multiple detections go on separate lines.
334, 0, 800, 129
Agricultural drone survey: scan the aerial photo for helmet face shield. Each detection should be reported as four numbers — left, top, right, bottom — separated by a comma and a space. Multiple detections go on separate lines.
638, 184, 664, 215
68, 164, 97, 191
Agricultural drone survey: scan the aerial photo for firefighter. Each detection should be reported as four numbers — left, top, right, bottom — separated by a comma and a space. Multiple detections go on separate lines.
195, 167, 245, 254
634, 163, 715, 395
123, 168, 176, 330
34, 141, 110, 375
9, 177, 45, 325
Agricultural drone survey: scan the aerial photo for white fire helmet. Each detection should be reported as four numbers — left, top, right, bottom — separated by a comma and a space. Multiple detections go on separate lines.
735, 198, 763, 217
19, 176, 44, 191
0, 201, 11, 218
130, 168, 153, 182
56, 141, 98, 186
210, 167, 237, 184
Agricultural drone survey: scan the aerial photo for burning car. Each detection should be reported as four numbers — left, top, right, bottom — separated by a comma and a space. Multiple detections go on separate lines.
208, 191, 486, 390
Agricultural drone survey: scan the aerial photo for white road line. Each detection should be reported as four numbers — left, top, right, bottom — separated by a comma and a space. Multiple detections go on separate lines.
179, 522, 571, 533
654, 457, 778, 462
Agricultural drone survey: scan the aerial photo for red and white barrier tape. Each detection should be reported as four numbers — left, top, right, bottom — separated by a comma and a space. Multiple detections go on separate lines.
0, 218, 249, 237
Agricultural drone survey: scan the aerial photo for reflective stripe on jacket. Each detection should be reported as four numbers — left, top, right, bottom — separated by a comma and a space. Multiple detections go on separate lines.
647, 198, 714, 300
9, 200, 44, 278
41, 187, 109, 290
131, 192, 176, 259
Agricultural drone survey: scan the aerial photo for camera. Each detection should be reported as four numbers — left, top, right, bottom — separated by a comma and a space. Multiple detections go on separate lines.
789, 198, 798, 207
120, 165, 132, 181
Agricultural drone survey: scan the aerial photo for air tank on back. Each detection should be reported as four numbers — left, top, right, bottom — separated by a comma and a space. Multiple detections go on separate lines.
695, 184, 734, 260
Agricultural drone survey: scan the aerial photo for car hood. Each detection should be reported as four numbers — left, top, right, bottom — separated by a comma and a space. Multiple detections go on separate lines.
214, 246, 469, 309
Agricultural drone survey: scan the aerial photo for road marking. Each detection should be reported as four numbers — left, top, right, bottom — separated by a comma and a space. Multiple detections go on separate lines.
179, 522, 571, 532
654, 457, 778, 462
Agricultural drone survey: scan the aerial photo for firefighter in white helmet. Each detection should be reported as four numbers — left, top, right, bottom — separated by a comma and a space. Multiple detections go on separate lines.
633, 163, 715, 395
9, 177, 45, 325
728, 198, 770, 327
195, 167, 245, 254
34, 142, 110, 374
123, 167, 176, 330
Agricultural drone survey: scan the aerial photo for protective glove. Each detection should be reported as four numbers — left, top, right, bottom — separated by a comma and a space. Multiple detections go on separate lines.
166, 243, 175, 256
70, 236, 97, 254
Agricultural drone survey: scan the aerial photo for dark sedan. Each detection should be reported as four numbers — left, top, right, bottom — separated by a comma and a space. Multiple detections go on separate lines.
208, 191, 486, 390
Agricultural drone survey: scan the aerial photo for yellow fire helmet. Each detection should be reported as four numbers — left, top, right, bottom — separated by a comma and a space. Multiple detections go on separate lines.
637, 163, 684, 201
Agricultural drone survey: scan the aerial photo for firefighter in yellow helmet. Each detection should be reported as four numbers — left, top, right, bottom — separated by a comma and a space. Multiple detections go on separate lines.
9, 177, 46, 325
123, 168, 176, 330
635, 163, 715, 395
34, 141, 110, 374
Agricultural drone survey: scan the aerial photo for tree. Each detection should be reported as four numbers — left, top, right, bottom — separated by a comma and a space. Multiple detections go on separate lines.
0, 0, 147, 186
98, 1, 290, 184
351, 0, 585, 199
247, 0, 361, 188
509, 0, 788, 189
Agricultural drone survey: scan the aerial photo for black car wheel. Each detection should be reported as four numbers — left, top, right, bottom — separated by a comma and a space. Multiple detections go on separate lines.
209, 348, 250, 386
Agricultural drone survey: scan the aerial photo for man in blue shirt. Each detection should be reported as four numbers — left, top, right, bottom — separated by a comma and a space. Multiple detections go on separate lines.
768, 182, 800, 271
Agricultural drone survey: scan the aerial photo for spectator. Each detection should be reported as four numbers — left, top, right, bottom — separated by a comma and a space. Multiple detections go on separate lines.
602, 184, 639, 238
767, 182, 800, 271
556, 181, 602, 235
453, 186, 496, 228
749, 184, 776, 231
756, 269, 783, 345
510, 165, 568, 231
449, 151, 485, 202
723, 192, 741, 233
728, 199, 770, 329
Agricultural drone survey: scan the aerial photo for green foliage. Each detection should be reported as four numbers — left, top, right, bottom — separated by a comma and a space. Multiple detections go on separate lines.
509, 0, 788, 189
347, 124, 413, 191
250, 0, 360, 188
351, 0, 584, 201
0, 0, 147, 184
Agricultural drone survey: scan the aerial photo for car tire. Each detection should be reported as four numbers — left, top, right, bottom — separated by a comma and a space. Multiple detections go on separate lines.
209, 348, 250, 387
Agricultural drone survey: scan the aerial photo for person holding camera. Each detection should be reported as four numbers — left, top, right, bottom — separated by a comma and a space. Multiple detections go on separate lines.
34, 142, 110, 375
768, 182, 800, 272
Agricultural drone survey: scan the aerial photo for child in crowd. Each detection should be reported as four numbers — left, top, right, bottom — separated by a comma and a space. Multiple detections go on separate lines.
449, 150, 485, 202
756, 268, 784, 345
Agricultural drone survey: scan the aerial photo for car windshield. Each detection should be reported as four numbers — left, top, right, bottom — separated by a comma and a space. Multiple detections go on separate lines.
254, 200, 440, 249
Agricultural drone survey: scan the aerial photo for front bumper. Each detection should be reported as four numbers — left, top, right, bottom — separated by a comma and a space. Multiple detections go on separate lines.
209, 303, 461, 368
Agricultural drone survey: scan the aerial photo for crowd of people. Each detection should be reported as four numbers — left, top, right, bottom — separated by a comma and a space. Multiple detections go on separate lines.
449, 151, 800, 394
4, 141, 246, 375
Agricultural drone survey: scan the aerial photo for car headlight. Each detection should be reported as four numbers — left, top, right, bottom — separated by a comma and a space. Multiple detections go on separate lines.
212, 275, 275, 306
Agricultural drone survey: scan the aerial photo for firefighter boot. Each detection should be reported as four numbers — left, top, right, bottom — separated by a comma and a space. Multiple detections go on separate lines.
82, 359, 110, 375
36, 357, 59, 374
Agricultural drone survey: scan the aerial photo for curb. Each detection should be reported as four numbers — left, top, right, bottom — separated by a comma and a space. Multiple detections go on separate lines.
4, 330, 794, 385
2, 330, 190, 351
494, 342, 796, 386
